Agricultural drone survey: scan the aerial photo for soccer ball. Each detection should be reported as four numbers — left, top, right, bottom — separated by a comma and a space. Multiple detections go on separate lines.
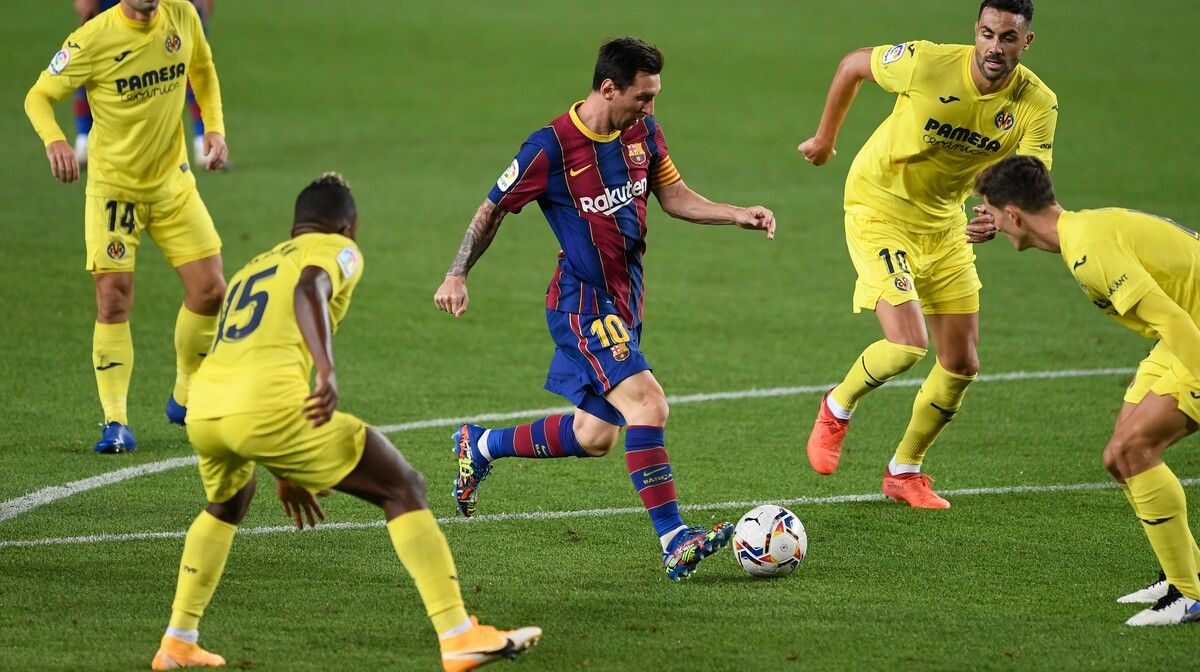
733, 504, 808, 578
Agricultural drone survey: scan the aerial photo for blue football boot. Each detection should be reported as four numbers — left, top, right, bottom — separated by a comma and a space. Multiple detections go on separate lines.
164, 395, 187, 426
94, 421, 137, 454
452, 423, 492, 517
663, 522, 734, 581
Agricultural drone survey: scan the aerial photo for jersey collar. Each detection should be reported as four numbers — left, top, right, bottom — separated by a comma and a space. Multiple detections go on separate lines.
569, 101, 621, 143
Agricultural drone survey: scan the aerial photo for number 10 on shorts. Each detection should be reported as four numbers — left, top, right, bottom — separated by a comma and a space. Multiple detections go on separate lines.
590, 315, 630, 348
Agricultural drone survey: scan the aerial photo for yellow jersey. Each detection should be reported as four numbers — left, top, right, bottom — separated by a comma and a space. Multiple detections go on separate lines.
188, 233, 363, 420
1059, 209, 1200, 339
846, 41, 1058, 232
25, 0, 223, 202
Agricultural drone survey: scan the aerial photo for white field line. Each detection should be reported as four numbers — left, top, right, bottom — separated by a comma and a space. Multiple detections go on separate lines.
0, 366, 1134, 526
3, 477, 1196, 550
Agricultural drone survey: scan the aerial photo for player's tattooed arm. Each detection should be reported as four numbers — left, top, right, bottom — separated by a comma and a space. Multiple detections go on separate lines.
436, 199, 508, 317
446, 199, 508, 277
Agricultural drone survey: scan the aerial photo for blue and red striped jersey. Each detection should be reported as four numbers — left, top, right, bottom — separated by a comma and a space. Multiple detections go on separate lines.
487, 102, 681, 328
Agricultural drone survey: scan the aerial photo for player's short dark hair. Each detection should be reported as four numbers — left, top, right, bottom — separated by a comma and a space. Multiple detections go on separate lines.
979, 0, 1034, 24
294, 172, 356, 230
975, 156, 1056, 212
592, 37, 664, 91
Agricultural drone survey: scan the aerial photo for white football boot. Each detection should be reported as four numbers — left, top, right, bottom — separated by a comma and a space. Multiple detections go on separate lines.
1117, 570, 1167, 604
1125, 585, 1200, 626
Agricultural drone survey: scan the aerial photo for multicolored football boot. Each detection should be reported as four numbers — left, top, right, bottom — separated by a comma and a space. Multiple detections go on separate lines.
453, 424, 492, 517
663, 522, 734, 581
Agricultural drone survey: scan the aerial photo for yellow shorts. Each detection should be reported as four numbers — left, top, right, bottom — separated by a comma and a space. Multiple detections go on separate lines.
845, 206, 981, 315
1125, 345, 1200, 424
186, 408, 367, 504
84, 186, 221, 273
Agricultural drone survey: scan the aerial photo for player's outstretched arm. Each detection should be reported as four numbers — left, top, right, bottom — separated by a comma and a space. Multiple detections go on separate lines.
295, 266, 339, 427
797, 47, 874, 166
654, 180, 775, 240
1133, 289, 1200, 380
434, 198, 509, 317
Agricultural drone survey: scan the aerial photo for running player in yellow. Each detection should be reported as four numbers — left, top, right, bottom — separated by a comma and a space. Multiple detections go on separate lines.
152, 174, 542, 670
975, 155, 1200, 626
25, 0, 229, 453
796, 0, 1057, 507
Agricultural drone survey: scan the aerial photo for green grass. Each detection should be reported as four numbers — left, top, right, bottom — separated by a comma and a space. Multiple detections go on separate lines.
2, 1, 1199, 670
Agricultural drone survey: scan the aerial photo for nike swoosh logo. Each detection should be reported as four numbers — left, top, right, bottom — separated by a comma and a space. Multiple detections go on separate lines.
1140, 516, 1175, 526
113, 50, 133, 62
939, 96, 960, 104
569, 164, 593, 177
1073, 256, 1087, 270
642, 466, 669, 478
95, 362, 124, 371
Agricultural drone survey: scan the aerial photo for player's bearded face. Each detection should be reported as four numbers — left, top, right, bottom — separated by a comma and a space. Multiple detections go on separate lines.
122, 0, 160, 12
973, 9, 1033, 82
611, 73, 661, 130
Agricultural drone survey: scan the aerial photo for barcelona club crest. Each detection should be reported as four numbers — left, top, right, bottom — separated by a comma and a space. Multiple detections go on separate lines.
611, 343, 630, 362
994, 110, 1015, 131
626, 142, 647, 166
164, 32, 182, 54
107, 241, 127, 261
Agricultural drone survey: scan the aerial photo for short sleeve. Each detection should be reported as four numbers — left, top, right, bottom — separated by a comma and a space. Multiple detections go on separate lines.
646, 118, 680, 189
302, 237, 363, 326
1016, 100, 1058, 170
869, 41, 921, 95
487, 140, 549, 214
1071, 242, 1154, 316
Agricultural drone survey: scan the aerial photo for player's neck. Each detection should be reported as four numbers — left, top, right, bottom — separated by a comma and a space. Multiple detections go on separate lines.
575, 95, 618, 137
120, 4, 158, 22
1031, 205, 1064, 252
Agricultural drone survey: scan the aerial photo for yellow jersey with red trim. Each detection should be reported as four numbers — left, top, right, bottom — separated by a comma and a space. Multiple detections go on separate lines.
24, 0, 224, 201
188, 233, 363, 420
846, 41, 1057, 232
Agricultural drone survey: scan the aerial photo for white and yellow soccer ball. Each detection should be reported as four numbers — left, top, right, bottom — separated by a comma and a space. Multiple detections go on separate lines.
733, 504, 808, 578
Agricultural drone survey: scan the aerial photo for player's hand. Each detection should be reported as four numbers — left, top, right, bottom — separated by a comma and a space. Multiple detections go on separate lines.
797, 136, 837, 166
275, 478, 326, 530
735, 206, 776, 240
304, 368, 338, 427
435, 274, 470, 317
46, 140, 80, 184
201, 132, 228, 171
966, 205, 998, 244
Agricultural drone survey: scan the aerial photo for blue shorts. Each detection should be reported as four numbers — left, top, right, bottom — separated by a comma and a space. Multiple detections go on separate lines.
543, 310, 651, 426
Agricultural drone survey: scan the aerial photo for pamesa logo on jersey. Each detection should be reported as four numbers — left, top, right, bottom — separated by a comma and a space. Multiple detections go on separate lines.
580, 177, 647, 216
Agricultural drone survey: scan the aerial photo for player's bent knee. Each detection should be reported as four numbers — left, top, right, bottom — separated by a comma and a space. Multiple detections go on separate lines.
206, 476, 256, 525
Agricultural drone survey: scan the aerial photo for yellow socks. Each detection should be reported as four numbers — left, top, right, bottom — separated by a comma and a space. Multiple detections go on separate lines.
893, 361, 976, 469
1126, 463, 1200, 599
830, 339, 927, 411
387, 509, 470, 635
93, 321, 133, 424
168, 511, 237, 631
173, 306, 218, 405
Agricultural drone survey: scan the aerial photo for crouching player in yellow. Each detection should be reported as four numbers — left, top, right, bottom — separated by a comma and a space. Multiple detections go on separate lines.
152, 174, 542, 670
976, 155, 1200, 626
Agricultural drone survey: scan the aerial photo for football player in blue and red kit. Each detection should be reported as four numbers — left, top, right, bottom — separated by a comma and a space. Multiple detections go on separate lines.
434, 37, 776, 581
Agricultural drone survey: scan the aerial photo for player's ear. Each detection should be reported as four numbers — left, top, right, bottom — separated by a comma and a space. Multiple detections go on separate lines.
600, 79, 617, 100
1024, 31, 1034, 49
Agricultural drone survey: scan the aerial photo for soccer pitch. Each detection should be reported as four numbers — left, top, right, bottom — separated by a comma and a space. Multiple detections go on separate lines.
2, 1, 1198, 670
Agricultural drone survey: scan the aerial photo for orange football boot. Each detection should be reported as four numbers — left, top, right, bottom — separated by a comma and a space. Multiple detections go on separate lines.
440, 617, 542, 672
806, 390, 850, 475
882, 469, 950, 509
150, 635, 225, 670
